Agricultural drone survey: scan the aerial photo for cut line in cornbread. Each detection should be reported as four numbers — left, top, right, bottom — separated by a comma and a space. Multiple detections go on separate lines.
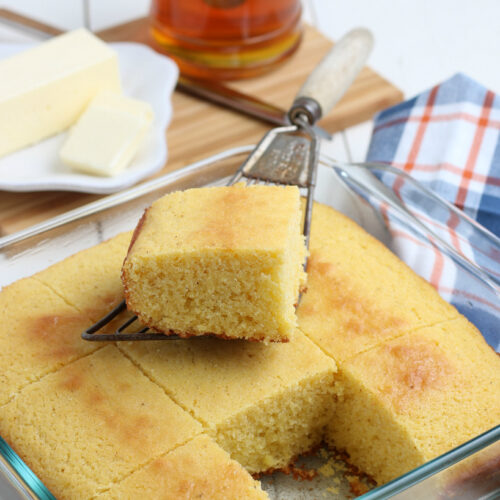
327, 317, 500, 484
0, 277, 99, 406
1, 198, 498, 497
122, 184, 307, 342
95, 434, 269, 500
120, 330, 339, 473
0, 346, 202, 500
297, 202, 459, 363
34, 231, 133, 323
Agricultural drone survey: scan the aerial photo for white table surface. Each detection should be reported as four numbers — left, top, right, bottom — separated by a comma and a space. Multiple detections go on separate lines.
2, 0, 500, 164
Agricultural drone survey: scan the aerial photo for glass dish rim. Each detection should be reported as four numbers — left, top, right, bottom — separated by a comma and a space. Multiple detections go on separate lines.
0, 145, 498, 499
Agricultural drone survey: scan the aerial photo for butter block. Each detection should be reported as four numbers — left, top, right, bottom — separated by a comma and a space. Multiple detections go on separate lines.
0, 28, 121, 158
60, 92, 153, 176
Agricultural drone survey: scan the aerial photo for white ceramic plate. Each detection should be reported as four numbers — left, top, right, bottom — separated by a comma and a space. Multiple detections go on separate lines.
0, 42, 178, 194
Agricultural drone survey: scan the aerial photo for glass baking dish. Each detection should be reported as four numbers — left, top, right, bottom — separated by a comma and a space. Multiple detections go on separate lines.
0, 146, 499, 499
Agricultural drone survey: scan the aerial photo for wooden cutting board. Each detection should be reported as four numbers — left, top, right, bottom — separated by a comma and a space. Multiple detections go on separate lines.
0, 18, 403, 235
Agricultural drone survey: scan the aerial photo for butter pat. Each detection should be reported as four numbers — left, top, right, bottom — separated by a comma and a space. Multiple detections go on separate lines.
60, 92, 153, 176
0, 29, 121, 158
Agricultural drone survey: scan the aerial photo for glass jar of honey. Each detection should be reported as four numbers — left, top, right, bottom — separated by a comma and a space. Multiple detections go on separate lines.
150, 0, 303, 80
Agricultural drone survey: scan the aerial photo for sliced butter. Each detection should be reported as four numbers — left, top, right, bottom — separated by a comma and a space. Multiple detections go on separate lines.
60, 92, 154, 177
0, 28, 121, 158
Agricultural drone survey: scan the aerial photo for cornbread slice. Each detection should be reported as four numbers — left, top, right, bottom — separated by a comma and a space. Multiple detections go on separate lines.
96, 435, 269, 499
327, 317, 500, 484
1, 197, 496, 499
120, 330, 338, 473
0, 277, 99, 405
34, 231, 133, 322
122, 184, 307, 342
297, 202, 459, 362
0, 346, 202, 500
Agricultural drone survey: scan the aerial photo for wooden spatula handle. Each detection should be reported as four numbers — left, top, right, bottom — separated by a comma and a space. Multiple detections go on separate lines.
289, 28, 374, 124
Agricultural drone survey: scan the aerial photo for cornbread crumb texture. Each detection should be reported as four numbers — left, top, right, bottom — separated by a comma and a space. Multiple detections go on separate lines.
0, 346, 202, 500
297, 203, 459, 362
122, 184, 307, 342
0, 277, 98, 406
328, 317, 500, 483
2, 200, 497, 496
96, 435, 269, 500
120, 330, 338, 472
34, 231, 133, 322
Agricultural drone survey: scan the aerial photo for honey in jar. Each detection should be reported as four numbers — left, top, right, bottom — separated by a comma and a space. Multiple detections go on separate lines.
150, 0, 303, 80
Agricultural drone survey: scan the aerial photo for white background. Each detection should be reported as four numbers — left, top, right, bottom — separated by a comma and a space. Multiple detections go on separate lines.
1, 0, 499, 163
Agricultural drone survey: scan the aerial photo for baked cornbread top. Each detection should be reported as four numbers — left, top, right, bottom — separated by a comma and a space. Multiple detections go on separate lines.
0, 346, 202, 499
342, 317, 500, 460
297, 203, 459, 362
121, 330, 336, 427
34, 231, 133, 322
127, 184, 302, 254
96, 434, 269, 500
0, 277, 98, 406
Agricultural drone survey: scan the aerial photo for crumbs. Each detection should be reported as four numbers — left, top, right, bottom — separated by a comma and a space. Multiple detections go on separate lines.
318, 447, 376, 498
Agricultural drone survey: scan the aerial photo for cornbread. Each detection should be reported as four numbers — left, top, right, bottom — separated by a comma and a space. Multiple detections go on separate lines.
327, 317, 500, 483
122, 184, 307, 342
0, 198, 498, 498
96, 435, 269, 499
0, 346, 202, 499
296, 202, 499, 483
297, 202, 459, 362
120, 330, 338, 473
0, 277, 98, 406
33, 231, 132, 322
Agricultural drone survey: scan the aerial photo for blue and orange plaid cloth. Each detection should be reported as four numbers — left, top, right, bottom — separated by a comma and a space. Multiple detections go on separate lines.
366, 73, 499, 350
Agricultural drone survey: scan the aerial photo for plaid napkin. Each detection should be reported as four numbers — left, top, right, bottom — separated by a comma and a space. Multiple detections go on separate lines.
365, 73, 500, 350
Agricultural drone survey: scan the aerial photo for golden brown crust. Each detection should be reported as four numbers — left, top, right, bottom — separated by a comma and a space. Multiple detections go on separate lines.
377, 339, 453, 413
121, 207, 150, 316
125, 206, 149, 260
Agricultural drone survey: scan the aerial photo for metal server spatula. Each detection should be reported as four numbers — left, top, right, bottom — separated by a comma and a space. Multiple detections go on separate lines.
82, 28, 374, 341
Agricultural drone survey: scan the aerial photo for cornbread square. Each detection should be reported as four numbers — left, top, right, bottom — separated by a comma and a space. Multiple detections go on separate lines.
2, 198, 495, 498
122, 184, 307, 342
327, 317, 500, 484
34, 231, 133, 322
297, 203, 459, 362
120, 330, 338, 473
0, 277, 98, 405
0, 346, 202, 500
96, 435, 269, 499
